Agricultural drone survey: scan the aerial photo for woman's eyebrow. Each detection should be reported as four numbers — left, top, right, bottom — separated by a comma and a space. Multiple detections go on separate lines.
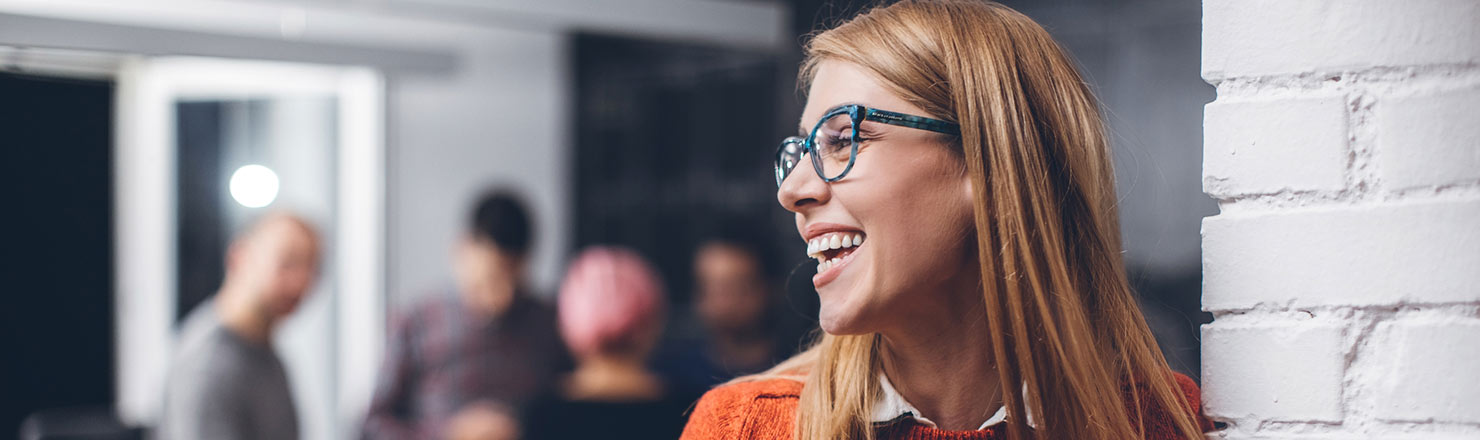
824, 102, 862, 114
799, 101, 867, 135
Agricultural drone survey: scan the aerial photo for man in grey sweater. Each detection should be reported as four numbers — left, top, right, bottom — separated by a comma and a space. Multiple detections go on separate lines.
158, 214, 321, 440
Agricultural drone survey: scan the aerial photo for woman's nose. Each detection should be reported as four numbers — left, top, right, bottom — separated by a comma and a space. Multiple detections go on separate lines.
777, 159, 829, 212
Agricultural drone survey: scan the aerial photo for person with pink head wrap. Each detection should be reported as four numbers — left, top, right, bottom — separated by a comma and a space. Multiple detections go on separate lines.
557, 247, 666, 361
521, 247, 694, 440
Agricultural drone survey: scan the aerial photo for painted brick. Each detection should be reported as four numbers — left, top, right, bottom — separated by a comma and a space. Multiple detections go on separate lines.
1376, 86, 1480, 190
1203, 0, 1480, 79
1202, 321, 1347, 422
1369, 320, 1480, 423
1203, 198, 1480, 311
1202, 0, 1480, 437
1203, 96, 1349, 197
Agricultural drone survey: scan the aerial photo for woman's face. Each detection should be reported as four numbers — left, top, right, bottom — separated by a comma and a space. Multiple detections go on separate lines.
779, 60, 978, 335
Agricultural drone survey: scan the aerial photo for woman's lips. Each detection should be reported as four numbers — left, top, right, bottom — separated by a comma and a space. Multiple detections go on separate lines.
802, 226, 866, 288
812, 242, 862, 288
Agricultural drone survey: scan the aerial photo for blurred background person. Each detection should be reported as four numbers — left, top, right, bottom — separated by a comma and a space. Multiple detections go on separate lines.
361, 191, 567, 440
158, 213, 321, 440
522, 247, 690, 440
655, 224, 807, 398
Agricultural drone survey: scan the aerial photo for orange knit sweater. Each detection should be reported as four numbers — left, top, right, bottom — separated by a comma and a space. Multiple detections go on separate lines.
680, 373, 1213, 440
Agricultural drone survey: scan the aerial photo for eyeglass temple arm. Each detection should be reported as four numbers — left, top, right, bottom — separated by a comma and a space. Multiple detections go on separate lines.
864, 109, 961, 136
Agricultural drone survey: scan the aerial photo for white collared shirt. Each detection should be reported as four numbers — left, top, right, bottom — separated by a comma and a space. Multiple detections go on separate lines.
870, 373, 1035, 431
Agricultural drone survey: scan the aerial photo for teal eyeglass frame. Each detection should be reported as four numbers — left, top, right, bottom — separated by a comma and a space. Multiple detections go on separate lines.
774, 104, 961, 187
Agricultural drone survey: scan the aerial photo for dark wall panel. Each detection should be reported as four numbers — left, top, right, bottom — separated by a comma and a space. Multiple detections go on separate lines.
0, 72, 115, 439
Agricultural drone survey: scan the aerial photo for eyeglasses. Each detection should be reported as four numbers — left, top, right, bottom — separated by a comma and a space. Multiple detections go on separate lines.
774, 104, 961, 187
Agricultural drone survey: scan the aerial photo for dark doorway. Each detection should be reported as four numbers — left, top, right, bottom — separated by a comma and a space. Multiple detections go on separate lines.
0, 72, 116, 439
570, 34, 819, 353
572, 34, 788, 306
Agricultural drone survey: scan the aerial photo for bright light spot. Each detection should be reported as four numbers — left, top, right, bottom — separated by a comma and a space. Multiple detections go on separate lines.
229, 164, 279, 208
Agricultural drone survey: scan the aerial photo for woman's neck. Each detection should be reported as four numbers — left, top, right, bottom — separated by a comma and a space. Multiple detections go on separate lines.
878, 288, 1000, 431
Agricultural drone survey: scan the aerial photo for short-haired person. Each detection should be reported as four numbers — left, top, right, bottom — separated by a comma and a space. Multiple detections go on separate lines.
160, 213, 321, 440
681, 2, 1213, 440
654, 230, 801, 398
692, 240, 784, 374
362, 191, 567, 440
522, 247, 692, 440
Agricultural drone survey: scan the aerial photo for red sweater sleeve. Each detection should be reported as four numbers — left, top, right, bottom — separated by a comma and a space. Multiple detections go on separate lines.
1175, 373, 1216, 433
681, 384, 745, 440
681, 379, 803, 440
1128, 373, 1215, 439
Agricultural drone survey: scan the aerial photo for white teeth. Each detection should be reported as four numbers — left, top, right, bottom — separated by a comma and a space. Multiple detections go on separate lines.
817, 257, 842, 274
806, 233, 866, 259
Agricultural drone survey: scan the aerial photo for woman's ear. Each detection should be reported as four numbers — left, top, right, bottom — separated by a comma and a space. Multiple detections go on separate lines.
960, 164, 987, 225
961, 165, 976, 205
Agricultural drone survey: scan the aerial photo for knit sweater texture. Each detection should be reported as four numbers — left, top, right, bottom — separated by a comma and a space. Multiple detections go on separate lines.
680, 372, 1213, 440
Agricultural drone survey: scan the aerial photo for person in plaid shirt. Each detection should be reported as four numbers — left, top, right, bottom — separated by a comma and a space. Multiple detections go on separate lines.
362, 191, 569, 440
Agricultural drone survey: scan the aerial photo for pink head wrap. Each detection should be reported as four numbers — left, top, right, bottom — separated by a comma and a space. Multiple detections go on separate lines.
557, 246, 666, 357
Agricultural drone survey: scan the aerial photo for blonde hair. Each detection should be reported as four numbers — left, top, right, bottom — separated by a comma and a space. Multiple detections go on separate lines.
744, 1, 1205, 439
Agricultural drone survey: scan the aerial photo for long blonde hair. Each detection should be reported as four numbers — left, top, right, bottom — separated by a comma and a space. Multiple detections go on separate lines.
747, 2, 1205, 439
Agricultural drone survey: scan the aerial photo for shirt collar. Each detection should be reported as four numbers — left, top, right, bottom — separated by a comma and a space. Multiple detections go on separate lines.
870, 373, 1036, 431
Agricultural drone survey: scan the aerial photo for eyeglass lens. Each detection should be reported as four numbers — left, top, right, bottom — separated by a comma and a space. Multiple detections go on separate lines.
776, 139, 803, 186
775, 110, 860, 187
812, 112, 856, 181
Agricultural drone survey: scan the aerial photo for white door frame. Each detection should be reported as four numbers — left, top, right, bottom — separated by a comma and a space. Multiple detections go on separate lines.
113, 57, 385, 437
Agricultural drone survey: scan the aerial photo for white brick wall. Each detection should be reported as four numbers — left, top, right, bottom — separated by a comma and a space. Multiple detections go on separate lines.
1203, 0, 1480, 79
1202, 319, 1348, 423
1201, 0, 1480, 438
1368, 319, 1480, 423
1203, 199, 1480, 309
1204, 96, 1349, 196
1376, 86, 1480, 190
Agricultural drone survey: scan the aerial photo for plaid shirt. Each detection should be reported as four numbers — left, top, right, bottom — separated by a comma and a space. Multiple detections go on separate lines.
361, 290, 569, 440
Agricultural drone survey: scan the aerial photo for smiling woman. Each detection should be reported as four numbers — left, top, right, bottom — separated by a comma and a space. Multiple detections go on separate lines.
680, 1, 1213, 440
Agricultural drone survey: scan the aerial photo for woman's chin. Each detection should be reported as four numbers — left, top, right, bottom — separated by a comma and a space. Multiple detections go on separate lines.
816, 302, 873, 335
815, 272, 881, 335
